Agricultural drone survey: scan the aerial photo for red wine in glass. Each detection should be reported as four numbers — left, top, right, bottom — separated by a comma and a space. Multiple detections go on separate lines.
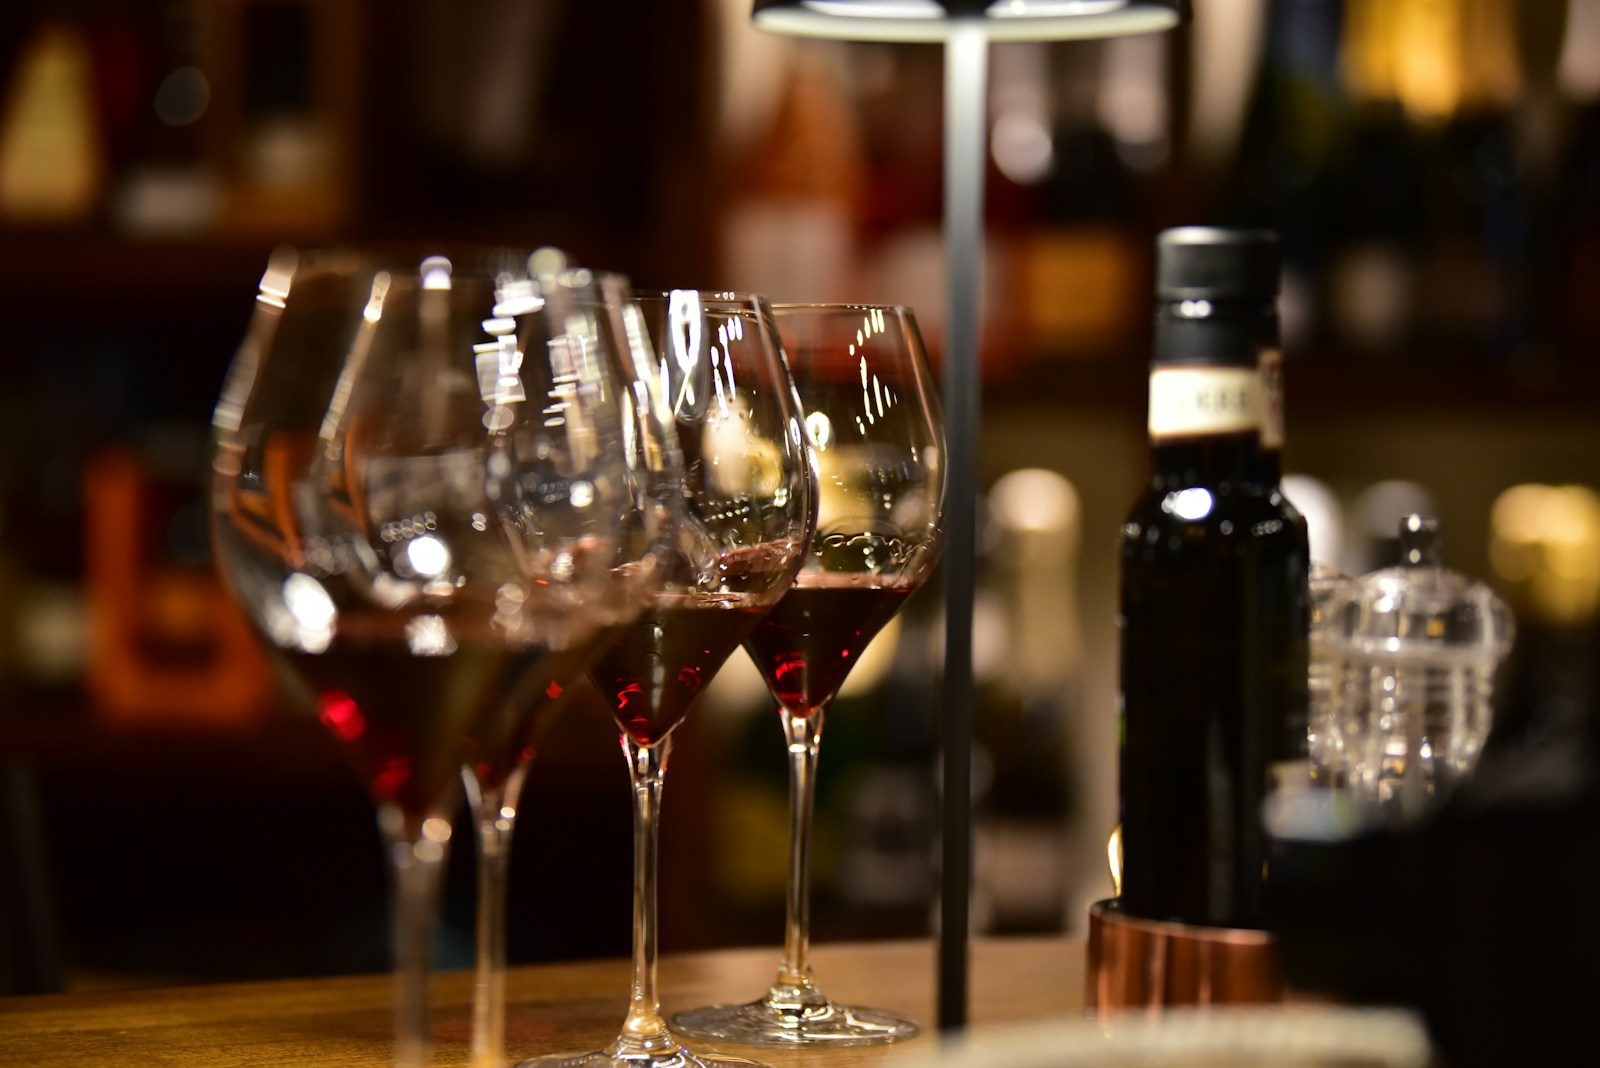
464, 623, 627, 790
744, 575, 912, 716
280, 613, 556, 819
591, 595, 768, 745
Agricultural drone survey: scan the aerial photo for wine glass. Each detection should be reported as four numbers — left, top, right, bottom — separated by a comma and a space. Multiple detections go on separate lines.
460, 268, 681, 1067
522, 291, 814, 1068
673, 303, 944, 1047
211, 251, 654, 1067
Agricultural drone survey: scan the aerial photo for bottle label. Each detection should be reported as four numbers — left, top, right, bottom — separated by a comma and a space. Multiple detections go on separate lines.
1147, 366, 1260, 439
1258, 348, 1284, 450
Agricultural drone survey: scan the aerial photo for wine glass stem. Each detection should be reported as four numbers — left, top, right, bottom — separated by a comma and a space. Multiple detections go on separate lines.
618, 735, 677, 1056
380, 805, 450, 1068
465, 763, 530, 1068
775, 706, 825, 1001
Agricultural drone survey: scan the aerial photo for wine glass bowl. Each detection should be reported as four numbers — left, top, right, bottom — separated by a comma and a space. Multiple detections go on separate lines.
219, 256, 631, 818
590, 291, 814, 749
750, 304, 942, 721
672, 302, 944, 1048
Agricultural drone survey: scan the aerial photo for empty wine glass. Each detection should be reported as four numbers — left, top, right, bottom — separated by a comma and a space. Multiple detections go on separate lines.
673, 303, 944, 1047
522, 291, 814, 1068
211, 250, 654, 1067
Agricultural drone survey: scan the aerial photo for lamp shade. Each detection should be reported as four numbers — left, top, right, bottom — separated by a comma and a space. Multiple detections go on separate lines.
752, 0, 1183, 42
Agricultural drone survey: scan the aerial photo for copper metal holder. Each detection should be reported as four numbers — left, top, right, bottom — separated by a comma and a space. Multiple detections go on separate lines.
1086, 898, 1285, 1018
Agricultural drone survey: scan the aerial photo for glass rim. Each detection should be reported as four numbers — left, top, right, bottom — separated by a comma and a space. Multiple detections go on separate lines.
769, 301, 916, 317
364, 271, 613, 293
631, 289, 771, 306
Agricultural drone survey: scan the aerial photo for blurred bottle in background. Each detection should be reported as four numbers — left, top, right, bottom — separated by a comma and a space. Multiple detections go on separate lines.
1557, 0, 1600, 351
1000, 36, 1157, 364
1420, 0, 1527, 364
855, 44, 971, 355
1326, 0, 1430, 360
0, 14, 104, 225
718, 39, 862, 304
107, 0, 221, 237
832, 612, 939, 940
972, 469, 1081, 934
1488, 483, 1600, 755
1223, 0, 1343, 352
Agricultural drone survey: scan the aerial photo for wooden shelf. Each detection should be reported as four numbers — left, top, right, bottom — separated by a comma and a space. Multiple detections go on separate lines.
0, 230, 277, 306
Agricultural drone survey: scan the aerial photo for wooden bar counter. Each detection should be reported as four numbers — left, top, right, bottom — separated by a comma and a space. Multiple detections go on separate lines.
0, 937, 1084, 1066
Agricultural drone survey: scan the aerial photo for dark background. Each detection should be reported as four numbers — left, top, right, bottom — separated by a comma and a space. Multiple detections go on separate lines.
1, 0, 1598, 994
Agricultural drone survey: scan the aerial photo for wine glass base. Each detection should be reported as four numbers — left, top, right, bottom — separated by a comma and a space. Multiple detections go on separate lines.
671, 998, 919, 1047
515, 1047, 766, 1068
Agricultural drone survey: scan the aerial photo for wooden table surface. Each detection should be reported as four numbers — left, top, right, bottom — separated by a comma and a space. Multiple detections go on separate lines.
0, 937, 1085, 1066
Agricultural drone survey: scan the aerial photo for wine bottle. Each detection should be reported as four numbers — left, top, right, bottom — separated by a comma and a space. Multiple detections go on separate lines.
1118, 227, 1308, 930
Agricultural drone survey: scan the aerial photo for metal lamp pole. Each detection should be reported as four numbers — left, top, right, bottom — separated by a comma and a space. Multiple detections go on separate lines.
939, 23, 986, 1031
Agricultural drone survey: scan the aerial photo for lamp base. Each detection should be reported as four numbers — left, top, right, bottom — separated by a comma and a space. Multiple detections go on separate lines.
1086, 898, 1284, 1018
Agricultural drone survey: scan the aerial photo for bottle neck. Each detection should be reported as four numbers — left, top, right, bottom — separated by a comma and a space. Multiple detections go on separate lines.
1253, 445, 1283, 484
1150, 430, 1261, 487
